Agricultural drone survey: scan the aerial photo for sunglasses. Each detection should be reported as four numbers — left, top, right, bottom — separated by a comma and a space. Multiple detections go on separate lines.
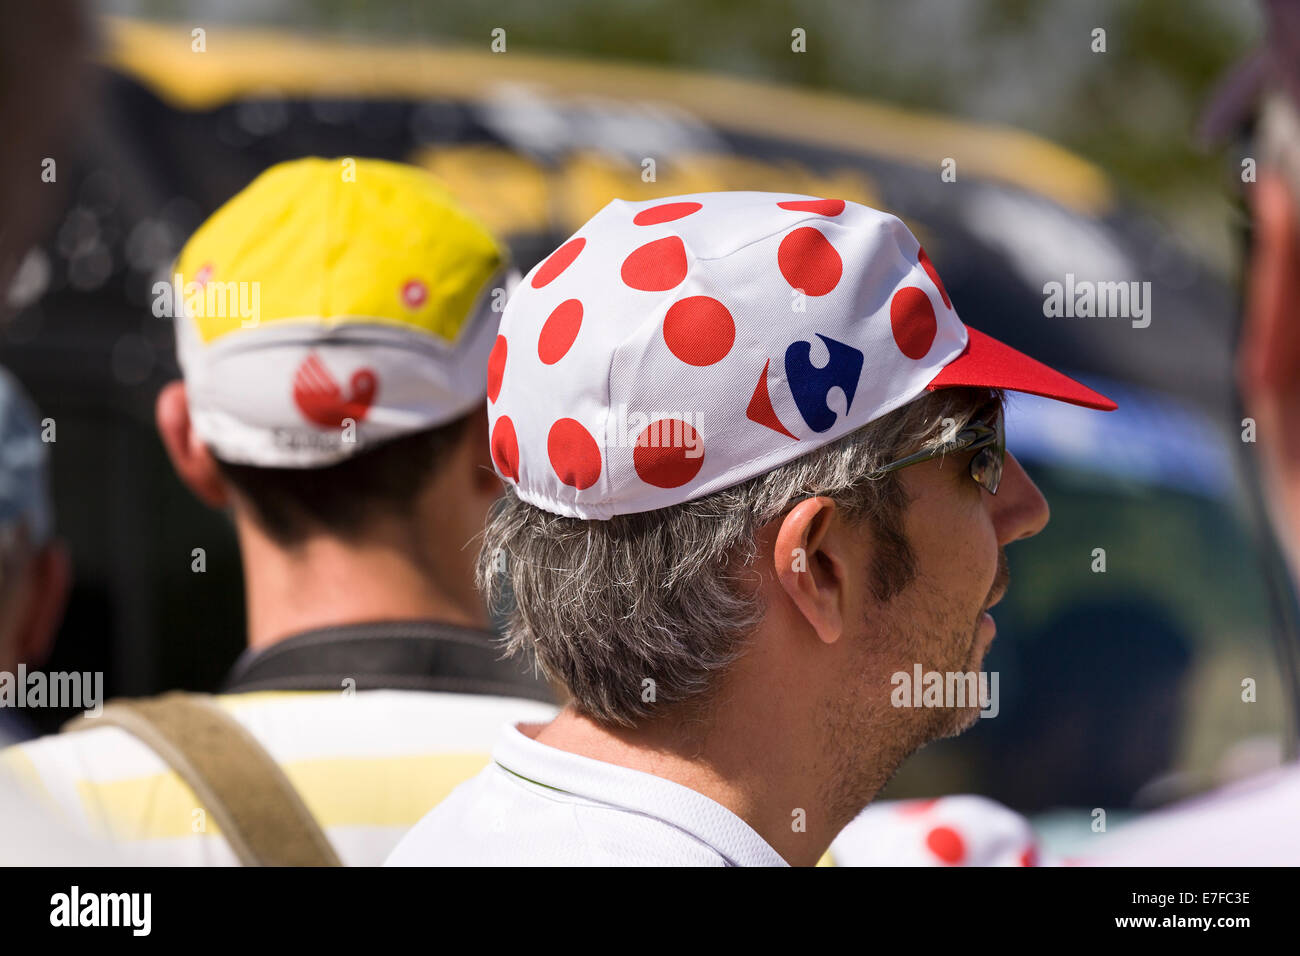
874, 404, 1006, 494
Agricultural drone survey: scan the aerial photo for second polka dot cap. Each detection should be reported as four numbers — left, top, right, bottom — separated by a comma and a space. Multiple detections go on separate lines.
487, 191, 1116, 520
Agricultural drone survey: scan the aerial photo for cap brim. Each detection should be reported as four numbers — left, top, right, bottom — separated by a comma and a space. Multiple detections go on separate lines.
927, 325, 1117, 411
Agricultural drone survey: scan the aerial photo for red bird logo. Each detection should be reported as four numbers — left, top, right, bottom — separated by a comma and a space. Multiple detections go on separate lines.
292, 354, 379, 428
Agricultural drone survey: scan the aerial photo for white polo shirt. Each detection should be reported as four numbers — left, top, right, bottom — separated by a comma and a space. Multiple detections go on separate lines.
385, 723, 788, 866
1080, 763, 1300, 865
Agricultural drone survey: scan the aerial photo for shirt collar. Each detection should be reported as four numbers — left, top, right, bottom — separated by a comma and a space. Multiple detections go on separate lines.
493, 722, 789, 867
220, 619, 555, 703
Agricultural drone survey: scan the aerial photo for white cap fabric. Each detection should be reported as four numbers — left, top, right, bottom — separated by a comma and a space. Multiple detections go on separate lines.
831, 796, 1042, 867
177, 298, 506, 468
486, 191, 1113, 519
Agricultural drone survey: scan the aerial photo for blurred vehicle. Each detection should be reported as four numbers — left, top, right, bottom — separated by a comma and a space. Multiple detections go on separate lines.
3, 18, 1293, 855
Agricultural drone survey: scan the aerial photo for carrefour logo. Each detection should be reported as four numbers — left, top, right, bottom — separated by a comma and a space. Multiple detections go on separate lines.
784, 334, 864, 433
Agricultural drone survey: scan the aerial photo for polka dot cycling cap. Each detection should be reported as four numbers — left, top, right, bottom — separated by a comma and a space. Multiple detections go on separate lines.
486, 191, 1115, 519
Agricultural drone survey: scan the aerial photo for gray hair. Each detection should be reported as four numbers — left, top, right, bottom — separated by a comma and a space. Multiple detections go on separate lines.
478, 387, 1000, 727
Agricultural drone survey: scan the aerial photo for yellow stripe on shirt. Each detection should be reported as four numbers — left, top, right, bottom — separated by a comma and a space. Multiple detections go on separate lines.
1, 746, 56, 808
74, 752, 491, 840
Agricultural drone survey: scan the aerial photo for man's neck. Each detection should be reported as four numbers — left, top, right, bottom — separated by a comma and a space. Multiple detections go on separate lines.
235, 516, 484, 651
532, 702, 852, 867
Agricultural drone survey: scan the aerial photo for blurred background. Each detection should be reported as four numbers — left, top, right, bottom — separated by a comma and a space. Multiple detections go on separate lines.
5, 0, 1294, 855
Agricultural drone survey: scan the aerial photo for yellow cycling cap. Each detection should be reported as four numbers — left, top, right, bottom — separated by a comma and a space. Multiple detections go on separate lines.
171, 156, 511, 467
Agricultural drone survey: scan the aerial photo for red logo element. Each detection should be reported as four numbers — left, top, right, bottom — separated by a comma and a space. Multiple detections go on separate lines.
194, 262, 214, 288
401, 278, 428, 310
292, 354, 379, 429
746, 359, 798, 440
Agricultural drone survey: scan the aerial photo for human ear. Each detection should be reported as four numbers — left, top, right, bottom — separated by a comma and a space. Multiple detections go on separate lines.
155, 381, 230, 509
772, 496, 848, 645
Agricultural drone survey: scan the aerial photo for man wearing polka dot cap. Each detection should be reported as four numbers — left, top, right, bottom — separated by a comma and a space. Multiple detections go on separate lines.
389, 191, 1115, 867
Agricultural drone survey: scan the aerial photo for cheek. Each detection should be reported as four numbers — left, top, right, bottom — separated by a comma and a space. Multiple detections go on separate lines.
905, 476, 998, 604
940, 523, 996, 609
956, 502, 1001, 600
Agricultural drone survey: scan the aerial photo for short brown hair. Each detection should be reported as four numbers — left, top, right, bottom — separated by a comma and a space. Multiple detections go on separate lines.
216, 415, 472, 547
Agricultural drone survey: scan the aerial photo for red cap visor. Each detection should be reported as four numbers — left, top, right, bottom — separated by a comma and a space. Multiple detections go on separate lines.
927, 325, 1117, 411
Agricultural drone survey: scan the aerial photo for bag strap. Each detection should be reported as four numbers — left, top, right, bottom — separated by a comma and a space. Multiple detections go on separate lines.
63, 691, 341, 867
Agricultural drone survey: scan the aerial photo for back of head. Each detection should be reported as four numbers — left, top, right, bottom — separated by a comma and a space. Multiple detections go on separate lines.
214, 422, 473, 547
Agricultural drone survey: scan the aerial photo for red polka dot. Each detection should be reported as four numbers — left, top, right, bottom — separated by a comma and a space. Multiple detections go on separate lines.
538, 299, 583, 365
633, 420, 705, 488
898, 798, 939, 816
1019, 846, 1039, 867
777, 198, 845, 217
633, 202, 702, 226
621, 236, 688, 291
486, 335, 506, 403
778, 227, 841, 296
918, 247, 951, 309
925, 826, 966, 865
531, 238, 585, 289
890, 287, 938, 360
663, 296, 734, 366
548, 418, 601, 490
491, 416, 519, 481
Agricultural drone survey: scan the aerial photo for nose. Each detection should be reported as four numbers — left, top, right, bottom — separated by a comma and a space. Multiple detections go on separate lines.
992, 452, 1049, 545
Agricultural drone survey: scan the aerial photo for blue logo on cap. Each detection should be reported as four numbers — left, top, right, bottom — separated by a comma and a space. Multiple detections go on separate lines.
784, 334, 864, 433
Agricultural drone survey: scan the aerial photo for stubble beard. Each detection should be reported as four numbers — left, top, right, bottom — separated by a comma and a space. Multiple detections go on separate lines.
817, 557, 1004, 830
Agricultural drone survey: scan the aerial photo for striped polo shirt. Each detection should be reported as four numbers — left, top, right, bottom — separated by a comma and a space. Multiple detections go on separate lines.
0, 621, 557, 866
